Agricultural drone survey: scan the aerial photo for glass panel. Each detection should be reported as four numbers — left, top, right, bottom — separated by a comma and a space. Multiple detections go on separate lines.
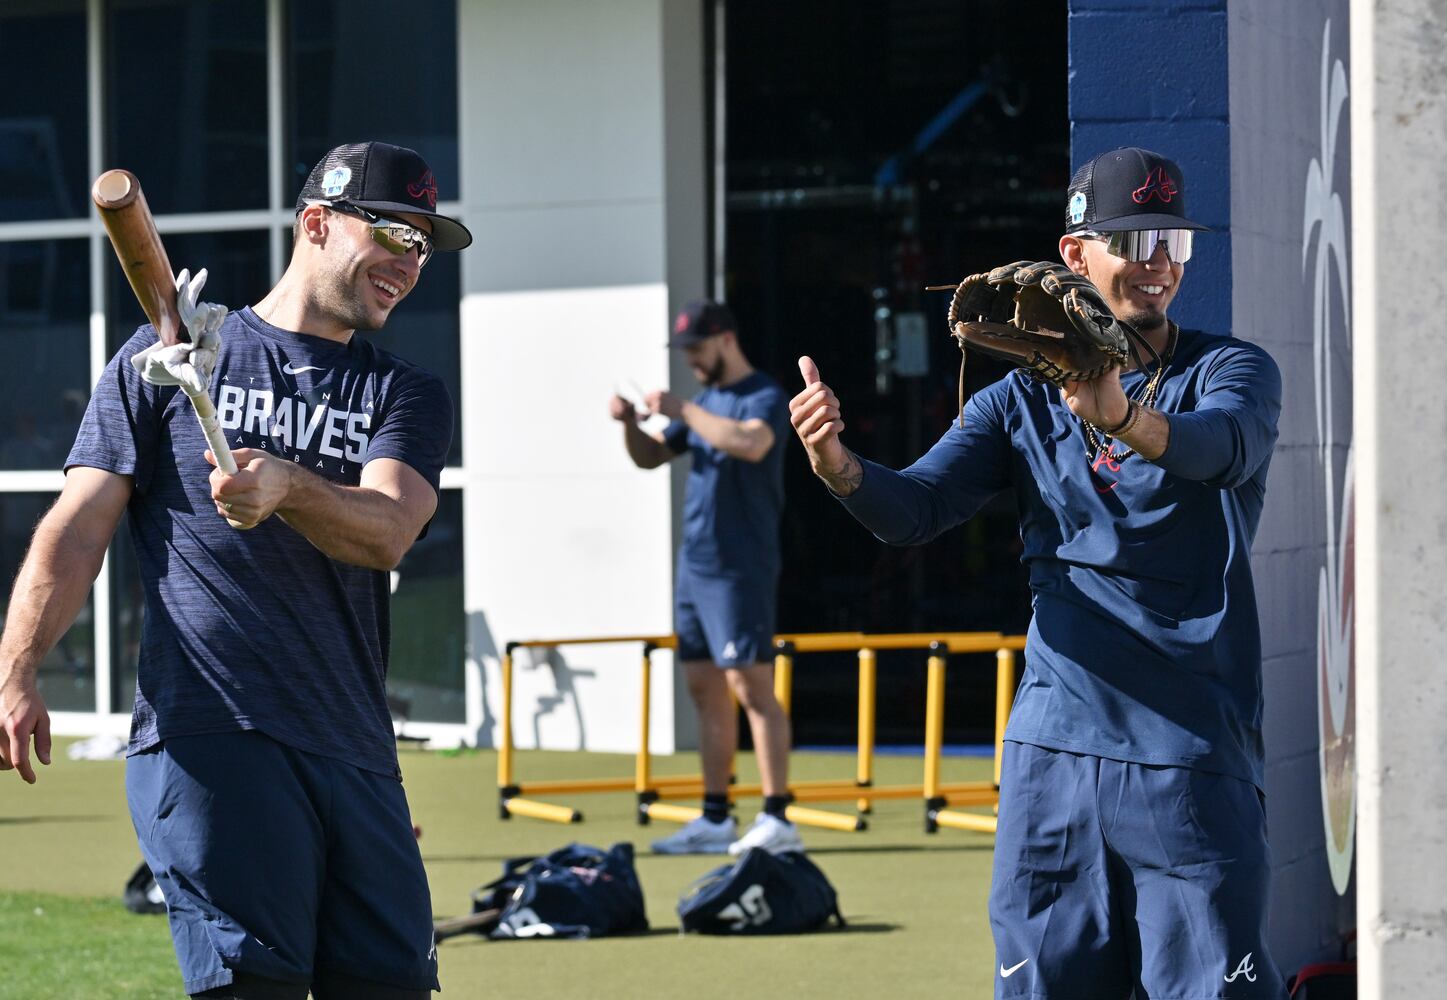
108, 230, 271, 354
0, 240, 91, 470
108, 514, 140, 713
387, 489, 464, 724
286, 0, 459, 202
0, 493, 95, 712
369, 250, 462, 467
106, 0, 268, 214
0, 1, 88, 220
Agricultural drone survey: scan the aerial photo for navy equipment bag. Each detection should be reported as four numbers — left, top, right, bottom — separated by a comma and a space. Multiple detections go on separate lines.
486, 842, 649, 940
677, 848, 844, 934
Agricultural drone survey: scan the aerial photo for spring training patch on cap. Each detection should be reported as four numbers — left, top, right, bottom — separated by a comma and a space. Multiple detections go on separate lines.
1069, 191, 1088, 227
322, 166, 351, 198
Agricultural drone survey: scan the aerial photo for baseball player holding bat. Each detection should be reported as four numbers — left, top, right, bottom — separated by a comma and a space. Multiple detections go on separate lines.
791, 148, 1287, 997
0, 142, 470, 1000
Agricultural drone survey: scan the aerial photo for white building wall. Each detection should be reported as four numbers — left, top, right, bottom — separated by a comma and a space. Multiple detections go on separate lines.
457, 0, 708, 753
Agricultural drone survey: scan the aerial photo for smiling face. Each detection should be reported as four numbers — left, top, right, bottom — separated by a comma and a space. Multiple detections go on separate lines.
1062, 234, 1183, 337
311, 208, 432, 332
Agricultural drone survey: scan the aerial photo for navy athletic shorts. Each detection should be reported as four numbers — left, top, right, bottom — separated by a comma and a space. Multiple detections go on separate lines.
674, 564, 776, 667
989, 742, 1285, 999
126, 732, 438, 996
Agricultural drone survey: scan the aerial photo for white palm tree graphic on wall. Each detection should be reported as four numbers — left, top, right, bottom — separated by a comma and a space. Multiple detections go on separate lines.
1301, 18, 1355, 896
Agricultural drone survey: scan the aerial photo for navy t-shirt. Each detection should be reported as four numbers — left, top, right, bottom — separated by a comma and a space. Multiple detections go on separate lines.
66, 307, 452, 778
839, 329, 1281, 789
663, 371, 788, 576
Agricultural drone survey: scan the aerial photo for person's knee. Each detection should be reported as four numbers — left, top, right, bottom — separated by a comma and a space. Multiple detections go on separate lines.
684, 661, 729, 707
728, 667, 781, 717
310, 970, 432, 1000
191, 972, 308, 1000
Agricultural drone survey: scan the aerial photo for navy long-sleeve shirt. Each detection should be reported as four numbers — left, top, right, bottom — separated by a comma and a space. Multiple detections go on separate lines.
840, 328, 1281, 788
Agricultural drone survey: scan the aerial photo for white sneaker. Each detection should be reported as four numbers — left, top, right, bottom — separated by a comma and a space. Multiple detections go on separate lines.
728, 812, 805, 856
651, 815, 737, 855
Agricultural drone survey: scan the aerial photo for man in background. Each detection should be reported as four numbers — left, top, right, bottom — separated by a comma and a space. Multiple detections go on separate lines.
610, 299, 801, 856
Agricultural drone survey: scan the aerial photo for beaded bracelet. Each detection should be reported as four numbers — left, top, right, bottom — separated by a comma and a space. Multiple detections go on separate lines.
1103, 400, 1138, 437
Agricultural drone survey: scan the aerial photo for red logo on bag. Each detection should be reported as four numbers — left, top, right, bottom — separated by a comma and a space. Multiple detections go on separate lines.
1132, 166, 1177, 205
407, 170, 438, 208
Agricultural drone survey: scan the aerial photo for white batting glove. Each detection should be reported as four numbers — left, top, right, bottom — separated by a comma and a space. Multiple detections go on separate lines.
130, 268, 227, 395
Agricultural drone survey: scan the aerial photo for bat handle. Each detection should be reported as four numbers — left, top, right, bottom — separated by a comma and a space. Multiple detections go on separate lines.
185, 386, 251, 530
187, 387, 237, 474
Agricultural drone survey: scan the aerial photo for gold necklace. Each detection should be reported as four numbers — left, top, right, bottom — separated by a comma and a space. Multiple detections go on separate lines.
1084, 324, 1177, 463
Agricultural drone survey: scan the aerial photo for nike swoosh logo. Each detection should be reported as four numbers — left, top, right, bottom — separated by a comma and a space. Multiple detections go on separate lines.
283, 362, 323, 375
1000, 959, 1029, 978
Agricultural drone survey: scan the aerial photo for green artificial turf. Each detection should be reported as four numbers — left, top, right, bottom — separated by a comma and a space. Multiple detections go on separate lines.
0, 739, 1001, 999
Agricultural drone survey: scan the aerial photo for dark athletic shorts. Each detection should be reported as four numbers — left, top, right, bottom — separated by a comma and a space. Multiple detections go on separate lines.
126, 732, 438, 996
989, 741, 1285, 999
674, 563, 776, 667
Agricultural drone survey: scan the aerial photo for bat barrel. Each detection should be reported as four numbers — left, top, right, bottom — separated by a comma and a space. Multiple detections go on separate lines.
92, 169, 140, 210
91, 169, 184, 345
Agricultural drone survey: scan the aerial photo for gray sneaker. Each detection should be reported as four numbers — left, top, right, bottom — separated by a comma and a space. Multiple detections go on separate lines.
728, 812, 805, 856
651, 815, 737, 855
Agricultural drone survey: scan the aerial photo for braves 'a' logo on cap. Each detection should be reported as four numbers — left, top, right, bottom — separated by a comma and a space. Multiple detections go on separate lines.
406, 170, 438, 208
1133, 166, 1178, 205
675, 313, 690, 333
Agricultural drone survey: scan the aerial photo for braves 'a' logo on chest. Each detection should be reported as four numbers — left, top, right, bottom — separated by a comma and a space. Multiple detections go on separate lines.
1089, 449, 1125, 493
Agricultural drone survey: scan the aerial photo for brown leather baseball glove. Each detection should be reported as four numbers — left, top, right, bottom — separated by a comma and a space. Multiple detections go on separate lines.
942, 261, 1138, 407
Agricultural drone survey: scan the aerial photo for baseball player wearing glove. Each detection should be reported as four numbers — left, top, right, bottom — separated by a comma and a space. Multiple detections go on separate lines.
790, 148, 1285, 998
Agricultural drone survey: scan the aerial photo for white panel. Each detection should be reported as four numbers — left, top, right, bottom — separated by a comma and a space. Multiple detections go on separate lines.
464, 201, 667, 295
459, 0, 666, 206
462, 284, 679, 753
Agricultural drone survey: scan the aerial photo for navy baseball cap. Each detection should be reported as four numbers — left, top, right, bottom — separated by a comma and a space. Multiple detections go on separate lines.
668, 299, 737, 347
1065, 147, 1207, 234
296, 142, 473, 251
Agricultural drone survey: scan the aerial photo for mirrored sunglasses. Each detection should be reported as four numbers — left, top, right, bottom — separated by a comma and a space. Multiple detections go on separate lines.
1079, 228, 1193, 264
323, 201, 435, 267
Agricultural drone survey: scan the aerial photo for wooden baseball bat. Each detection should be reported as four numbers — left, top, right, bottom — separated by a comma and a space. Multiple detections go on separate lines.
91, 169, 240, 484
91, 169, 186, 346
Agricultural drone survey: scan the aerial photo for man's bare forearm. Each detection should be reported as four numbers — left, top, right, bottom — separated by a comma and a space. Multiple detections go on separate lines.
622, 421, 671, 469
816, 447, 865, 497
1113, 404, 1170, 461
277, 472, 429, 571
680, 402, 771, 462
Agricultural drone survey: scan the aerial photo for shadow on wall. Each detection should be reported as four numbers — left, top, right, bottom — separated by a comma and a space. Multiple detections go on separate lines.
527, 647, 596, 751
467, 610, 497, 749
466, 611, 598, 751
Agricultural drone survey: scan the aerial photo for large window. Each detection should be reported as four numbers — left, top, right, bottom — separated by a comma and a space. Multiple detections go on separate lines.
0, 240, 91, 470
0, 2, 89, 221
107, 0, 269, 214
0, 0, 464, 726
388, 490, 465, 724
108, 231, 273, 353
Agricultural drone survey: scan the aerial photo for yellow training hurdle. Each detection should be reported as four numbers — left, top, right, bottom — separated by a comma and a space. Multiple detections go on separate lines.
496, 630, 1024, 835
770, 632, 1025, 833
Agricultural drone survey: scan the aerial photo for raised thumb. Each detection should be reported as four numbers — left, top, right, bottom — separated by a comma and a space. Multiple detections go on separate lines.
798, 355, 821, 386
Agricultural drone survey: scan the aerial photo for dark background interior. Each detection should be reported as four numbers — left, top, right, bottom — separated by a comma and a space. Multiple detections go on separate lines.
720, 0, 1067, 746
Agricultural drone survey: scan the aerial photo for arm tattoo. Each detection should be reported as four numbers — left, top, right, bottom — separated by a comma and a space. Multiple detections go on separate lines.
821, 448, 865, 497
